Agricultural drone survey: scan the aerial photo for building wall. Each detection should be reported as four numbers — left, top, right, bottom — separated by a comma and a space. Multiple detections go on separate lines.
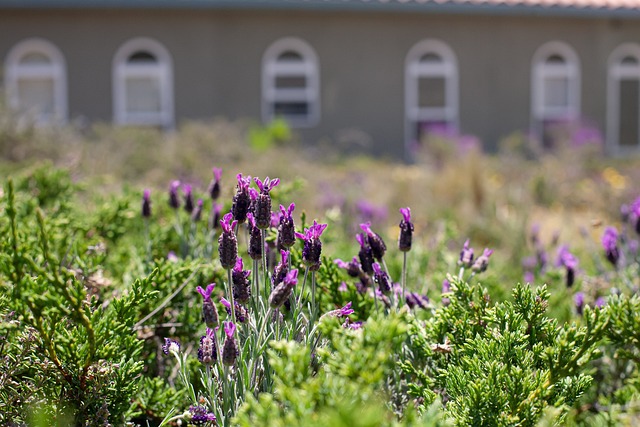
1, 8, 640, 157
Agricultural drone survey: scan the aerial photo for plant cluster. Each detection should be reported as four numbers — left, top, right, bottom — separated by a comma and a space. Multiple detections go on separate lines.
2, 153, 640, 426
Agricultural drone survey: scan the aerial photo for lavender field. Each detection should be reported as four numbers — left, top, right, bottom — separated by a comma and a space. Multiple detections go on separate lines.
2, 119, 640, 426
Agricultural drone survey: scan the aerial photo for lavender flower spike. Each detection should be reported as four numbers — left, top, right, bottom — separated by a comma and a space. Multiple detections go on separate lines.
602, 226, 620, 267
183, 184, 194, 214
162, 338, 180, 356
269, 269, 298, 309
253, 176, 280, 229
574, 291, 585, 315
321, 301, 355, 319
556, 245, 578, 287
231, 173, 252, 224
356, 234, 374, 275
168, 180, 180, 209
398, 207, 414, 252
222, 321, 239, 366
208, 167, 223, 200
192, 199, 204, 222
188, 405, 217, 425
197, 283, 219, 328
459, 239, 474, 267
472, 248, 494, 273
232, 256, 251, 303
360, 222, 387, 261
221, 297, 249, 323
218, 213, 238, 269
372, 262, 392, 295
197, 327, 217, 365
246, 212, 263, 260
278, 203, 297, 250
296, 220, 328, 271
142, 189, 152, 218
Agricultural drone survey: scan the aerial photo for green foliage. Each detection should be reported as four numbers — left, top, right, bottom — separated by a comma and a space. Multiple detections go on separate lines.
235, 312, 448, 427
0, 179, 154, 425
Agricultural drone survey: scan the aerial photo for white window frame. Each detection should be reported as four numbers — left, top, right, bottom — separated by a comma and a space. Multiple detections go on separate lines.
531, 41, 581, 137
261, 37, 320, 128
112, 37, 174, 128
404, 39, 459, 157
4, 38, 68, 125
607, 43, 640, 155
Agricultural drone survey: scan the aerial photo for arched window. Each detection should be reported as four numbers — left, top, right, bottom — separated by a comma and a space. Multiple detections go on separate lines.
607, 43, 640, 154
262, 37, 320, 128
112, 37, 174, 127
531, 41, 580, 147
405, 39, 459, 154
4, 38, 67, 125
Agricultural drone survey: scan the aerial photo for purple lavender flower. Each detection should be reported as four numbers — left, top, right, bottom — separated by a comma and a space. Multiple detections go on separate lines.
574, 291, 585, 315
459, 239, 474, 268
372, 262, 391, 295
222, 321, 239, 366
338, 282, 348, 292
188, 405, 217, 425
208, 167, 222, 200
602, 226, 620, 267
220, 297, 249, 323
524, 271, 535, 284
406, 292, 430, 310
232, 257, 251, 303
183, 184, 194, 214
556, 245, 578, 287
356, 200, 388, 224
162, 338, 180, 355
343, 319, 364, 330
296, 220, 328, 271
335, 257, 363, 278
218, 213, 238, 269
360, 222, 387, 261
356, 234, 374, 275
167, 251, 178, 262
196, 284, 219, 328
530, 223, 540, 245
192, 199, 204, 222
210, 202, 222, 230
322, 301, 355, 319
594, 296, 607, 309
142, 189, 151, 218
269, 269, 298, 309
277, 203, 296, 250
246, 212, 263, 260
231, 174, 252, 224
398, 207, 414, 252
271, 250, 290, 288
254, 177, 280, 229
442, 279, 451, 306
197, 327, 217, 365
168, 180, 180, 209
472, 248, 494, 273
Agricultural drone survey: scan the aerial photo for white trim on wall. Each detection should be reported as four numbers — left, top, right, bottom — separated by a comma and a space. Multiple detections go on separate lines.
530, 41, 581, 142
112, 37, 174, 128
607, 43, 640, 155
4, 37, 68, 125
404, 38, 459, 158
261, 37, 320, 128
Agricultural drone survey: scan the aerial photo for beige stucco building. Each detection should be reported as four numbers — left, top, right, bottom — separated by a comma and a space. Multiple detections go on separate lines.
2, 0, 640, 159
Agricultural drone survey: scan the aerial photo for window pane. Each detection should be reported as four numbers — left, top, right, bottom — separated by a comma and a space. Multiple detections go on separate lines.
619, 79, 639, 147
420, 53, 442, 64
546, 54, 565, 64
275, 75, 307, 89
543, 76, 569, 109
418, 76, 446, 108
20, 52, 51, 65
17, 77, 54, 115
128, 51, 157, 63
278, 50, 303, 62
274, 102, 308, 117
125, 76, 161, 114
